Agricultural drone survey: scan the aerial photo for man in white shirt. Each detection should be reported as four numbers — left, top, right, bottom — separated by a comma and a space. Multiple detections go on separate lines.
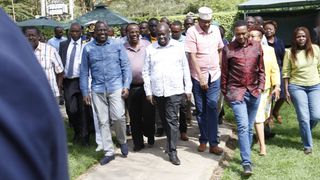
23, 26, 64, 102
59, 23, 93, 146
48, 26, 67, 50
143, 23, 192, 165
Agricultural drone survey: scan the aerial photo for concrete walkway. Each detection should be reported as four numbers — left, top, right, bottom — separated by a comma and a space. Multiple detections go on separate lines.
73, 115, 233, 180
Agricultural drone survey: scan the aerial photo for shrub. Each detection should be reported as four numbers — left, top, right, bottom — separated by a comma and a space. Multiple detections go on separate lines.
131, 11, 240, 41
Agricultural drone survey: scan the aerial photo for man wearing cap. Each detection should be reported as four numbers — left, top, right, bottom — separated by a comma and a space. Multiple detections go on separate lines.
185, 7, 224, 155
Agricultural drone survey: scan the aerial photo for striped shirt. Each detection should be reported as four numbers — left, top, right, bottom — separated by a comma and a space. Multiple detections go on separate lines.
34, 42, 64, 97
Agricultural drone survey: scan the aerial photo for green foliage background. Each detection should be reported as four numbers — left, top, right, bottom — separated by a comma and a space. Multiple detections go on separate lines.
1, 0, 243, 40
132, 11, 240, 41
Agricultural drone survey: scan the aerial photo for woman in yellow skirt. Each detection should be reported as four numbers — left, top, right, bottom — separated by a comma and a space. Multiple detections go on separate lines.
248, 25, 281, 155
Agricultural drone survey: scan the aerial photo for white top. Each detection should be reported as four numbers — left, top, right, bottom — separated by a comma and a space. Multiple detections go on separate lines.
143, 39, 192, 97
34, 42, 64, 97
47, 36, 67, 50
64, 39, 84, 78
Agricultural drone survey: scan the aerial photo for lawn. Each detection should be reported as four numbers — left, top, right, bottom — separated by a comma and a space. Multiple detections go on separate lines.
222, 104, 320, 179
65, 123, 104, 180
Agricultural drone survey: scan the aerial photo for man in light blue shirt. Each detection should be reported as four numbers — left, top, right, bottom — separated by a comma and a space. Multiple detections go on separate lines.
48, 26, 67, 50
80, 21, 132, 166
170, 20, 186, 43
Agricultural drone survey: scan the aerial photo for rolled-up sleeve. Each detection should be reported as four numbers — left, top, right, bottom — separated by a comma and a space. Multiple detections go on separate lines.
142, 48, 152, 96
221, 47, 228, 96
258, 45, 265, 91
282, 49, 291, 79
52, 48, 64, 74
270, 48, 281, 87
80, 47, 89, 96
182, 49, 192, 94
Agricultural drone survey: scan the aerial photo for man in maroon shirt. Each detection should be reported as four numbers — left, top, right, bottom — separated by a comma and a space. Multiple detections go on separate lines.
221, 20, 265, 176
124, 23, 155, 151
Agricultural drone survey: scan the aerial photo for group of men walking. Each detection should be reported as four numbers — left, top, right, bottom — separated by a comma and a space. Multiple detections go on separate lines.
21, 6, 268, 176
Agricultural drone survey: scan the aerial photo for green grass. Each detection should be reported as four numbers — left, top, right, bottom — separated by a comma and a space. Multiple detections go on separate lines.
65, 122, 104, 180
222, 104, 320, 180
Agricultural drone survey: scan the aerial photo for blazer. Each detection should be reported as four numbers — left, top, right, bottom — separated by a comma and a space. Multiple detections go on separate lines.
59, 39, 71, 67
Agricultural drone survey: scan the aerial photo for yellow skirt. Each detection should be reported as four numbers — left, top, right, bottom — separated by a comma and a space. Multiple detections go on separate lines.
255, 89, 272, 123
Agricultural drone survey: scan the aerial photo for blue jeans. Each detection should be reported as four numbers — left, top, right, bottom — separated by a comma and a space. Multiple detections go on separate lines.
289, 83, 320, 150
192, 77, 220, 146
230, 91, 260, 166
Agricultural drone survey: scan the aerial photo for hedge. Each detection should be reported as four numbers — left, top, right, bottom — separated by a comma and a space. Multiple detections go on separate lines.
131, 11, 241, 40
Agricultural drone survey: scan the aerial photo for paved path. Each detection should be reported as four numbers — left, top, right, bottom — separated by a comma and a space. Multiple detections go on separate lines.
73, 114, 233, 180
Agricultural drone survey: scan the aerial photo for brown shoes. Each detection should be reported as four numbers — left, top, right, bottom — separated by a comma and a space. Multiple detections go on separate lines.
180, 132, 189, 141
197, 143, 207, 152
209, 146, 224, 155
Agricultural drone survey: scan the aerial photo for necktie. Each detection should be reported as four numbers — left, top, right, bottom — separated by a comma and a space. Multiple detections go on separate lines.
67, 42, 77, 78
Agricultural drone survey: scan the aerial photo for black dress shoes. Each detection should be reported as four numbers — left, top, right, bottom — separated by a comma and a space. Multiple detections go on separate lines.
148, 136, 155, 145
155, 128, 164, 137
169, 151, 180, 165
133, 144, 145, 152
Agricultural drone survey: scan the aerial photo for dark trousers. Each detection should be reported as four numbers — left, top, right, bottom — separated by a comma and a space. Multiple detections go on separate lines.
179, 95, 188, 133
155, 94, 182, 153
127, 85, 155, 147
63, 78, 93, 141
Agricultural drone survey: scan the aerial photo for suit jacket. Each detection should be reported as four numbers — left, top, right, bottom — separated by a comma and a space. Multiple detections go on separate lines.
59, 39, 71, 67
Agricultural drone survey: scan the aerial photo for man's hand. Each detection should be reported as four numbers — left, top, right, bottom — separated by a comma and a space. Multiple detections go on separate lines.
199, 76, 208, 92
146, 95, 155, 105
83, 96, 91, 105
121, 88, 129, 99
185, 93, 192, 102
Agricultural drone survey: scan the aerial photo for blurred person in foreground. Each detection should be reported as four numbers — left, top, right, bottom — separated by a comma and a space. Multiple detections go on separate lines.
0, 9, 68, 180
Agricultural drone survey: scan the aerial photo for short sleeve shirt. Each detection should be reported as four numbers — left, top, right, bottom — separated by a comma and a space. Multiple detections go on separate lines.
185, 24, 224, 82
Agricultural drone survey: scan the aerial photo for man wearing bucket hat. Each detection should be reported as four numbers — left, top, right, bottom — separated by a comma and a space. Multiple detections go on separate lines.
185, 7, 224, 155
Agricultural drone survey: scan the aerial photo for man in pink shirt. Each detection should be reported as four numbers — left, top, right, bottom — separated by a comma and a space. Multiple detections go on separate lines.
185, 7, 224, 155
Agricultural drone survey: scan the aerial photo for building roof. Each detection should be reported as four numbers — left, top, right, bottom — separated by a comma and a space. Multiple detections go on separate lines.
238, 0, 320, 10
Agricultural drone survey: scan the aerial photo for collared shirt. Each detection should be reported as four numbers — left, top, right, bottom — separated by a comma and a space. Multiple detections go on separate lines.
34, 42, 64, 97
64, 38, 83, 78
124, 39, 150, 85
47, 36, 67, 50
171, 34, 186, 43
143, 39, 192, 97
282, 45, 320, 86
117, 36, 128, 44
185, 24, 224, 82
151, 35, 157, 43
221, 40, 265, 102
80, 38, 132, 96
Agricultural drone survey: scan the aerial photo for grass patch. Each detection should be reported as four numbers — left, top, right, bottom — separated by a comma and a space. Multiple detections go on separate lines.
222, 104, 320, 179
65, 122, 104, 180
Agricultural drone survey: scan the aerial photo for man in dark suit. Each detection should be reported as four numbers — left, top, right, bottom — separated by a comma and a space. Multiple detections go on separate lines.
0, 9, 68, 180
59, 22, 93, 146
